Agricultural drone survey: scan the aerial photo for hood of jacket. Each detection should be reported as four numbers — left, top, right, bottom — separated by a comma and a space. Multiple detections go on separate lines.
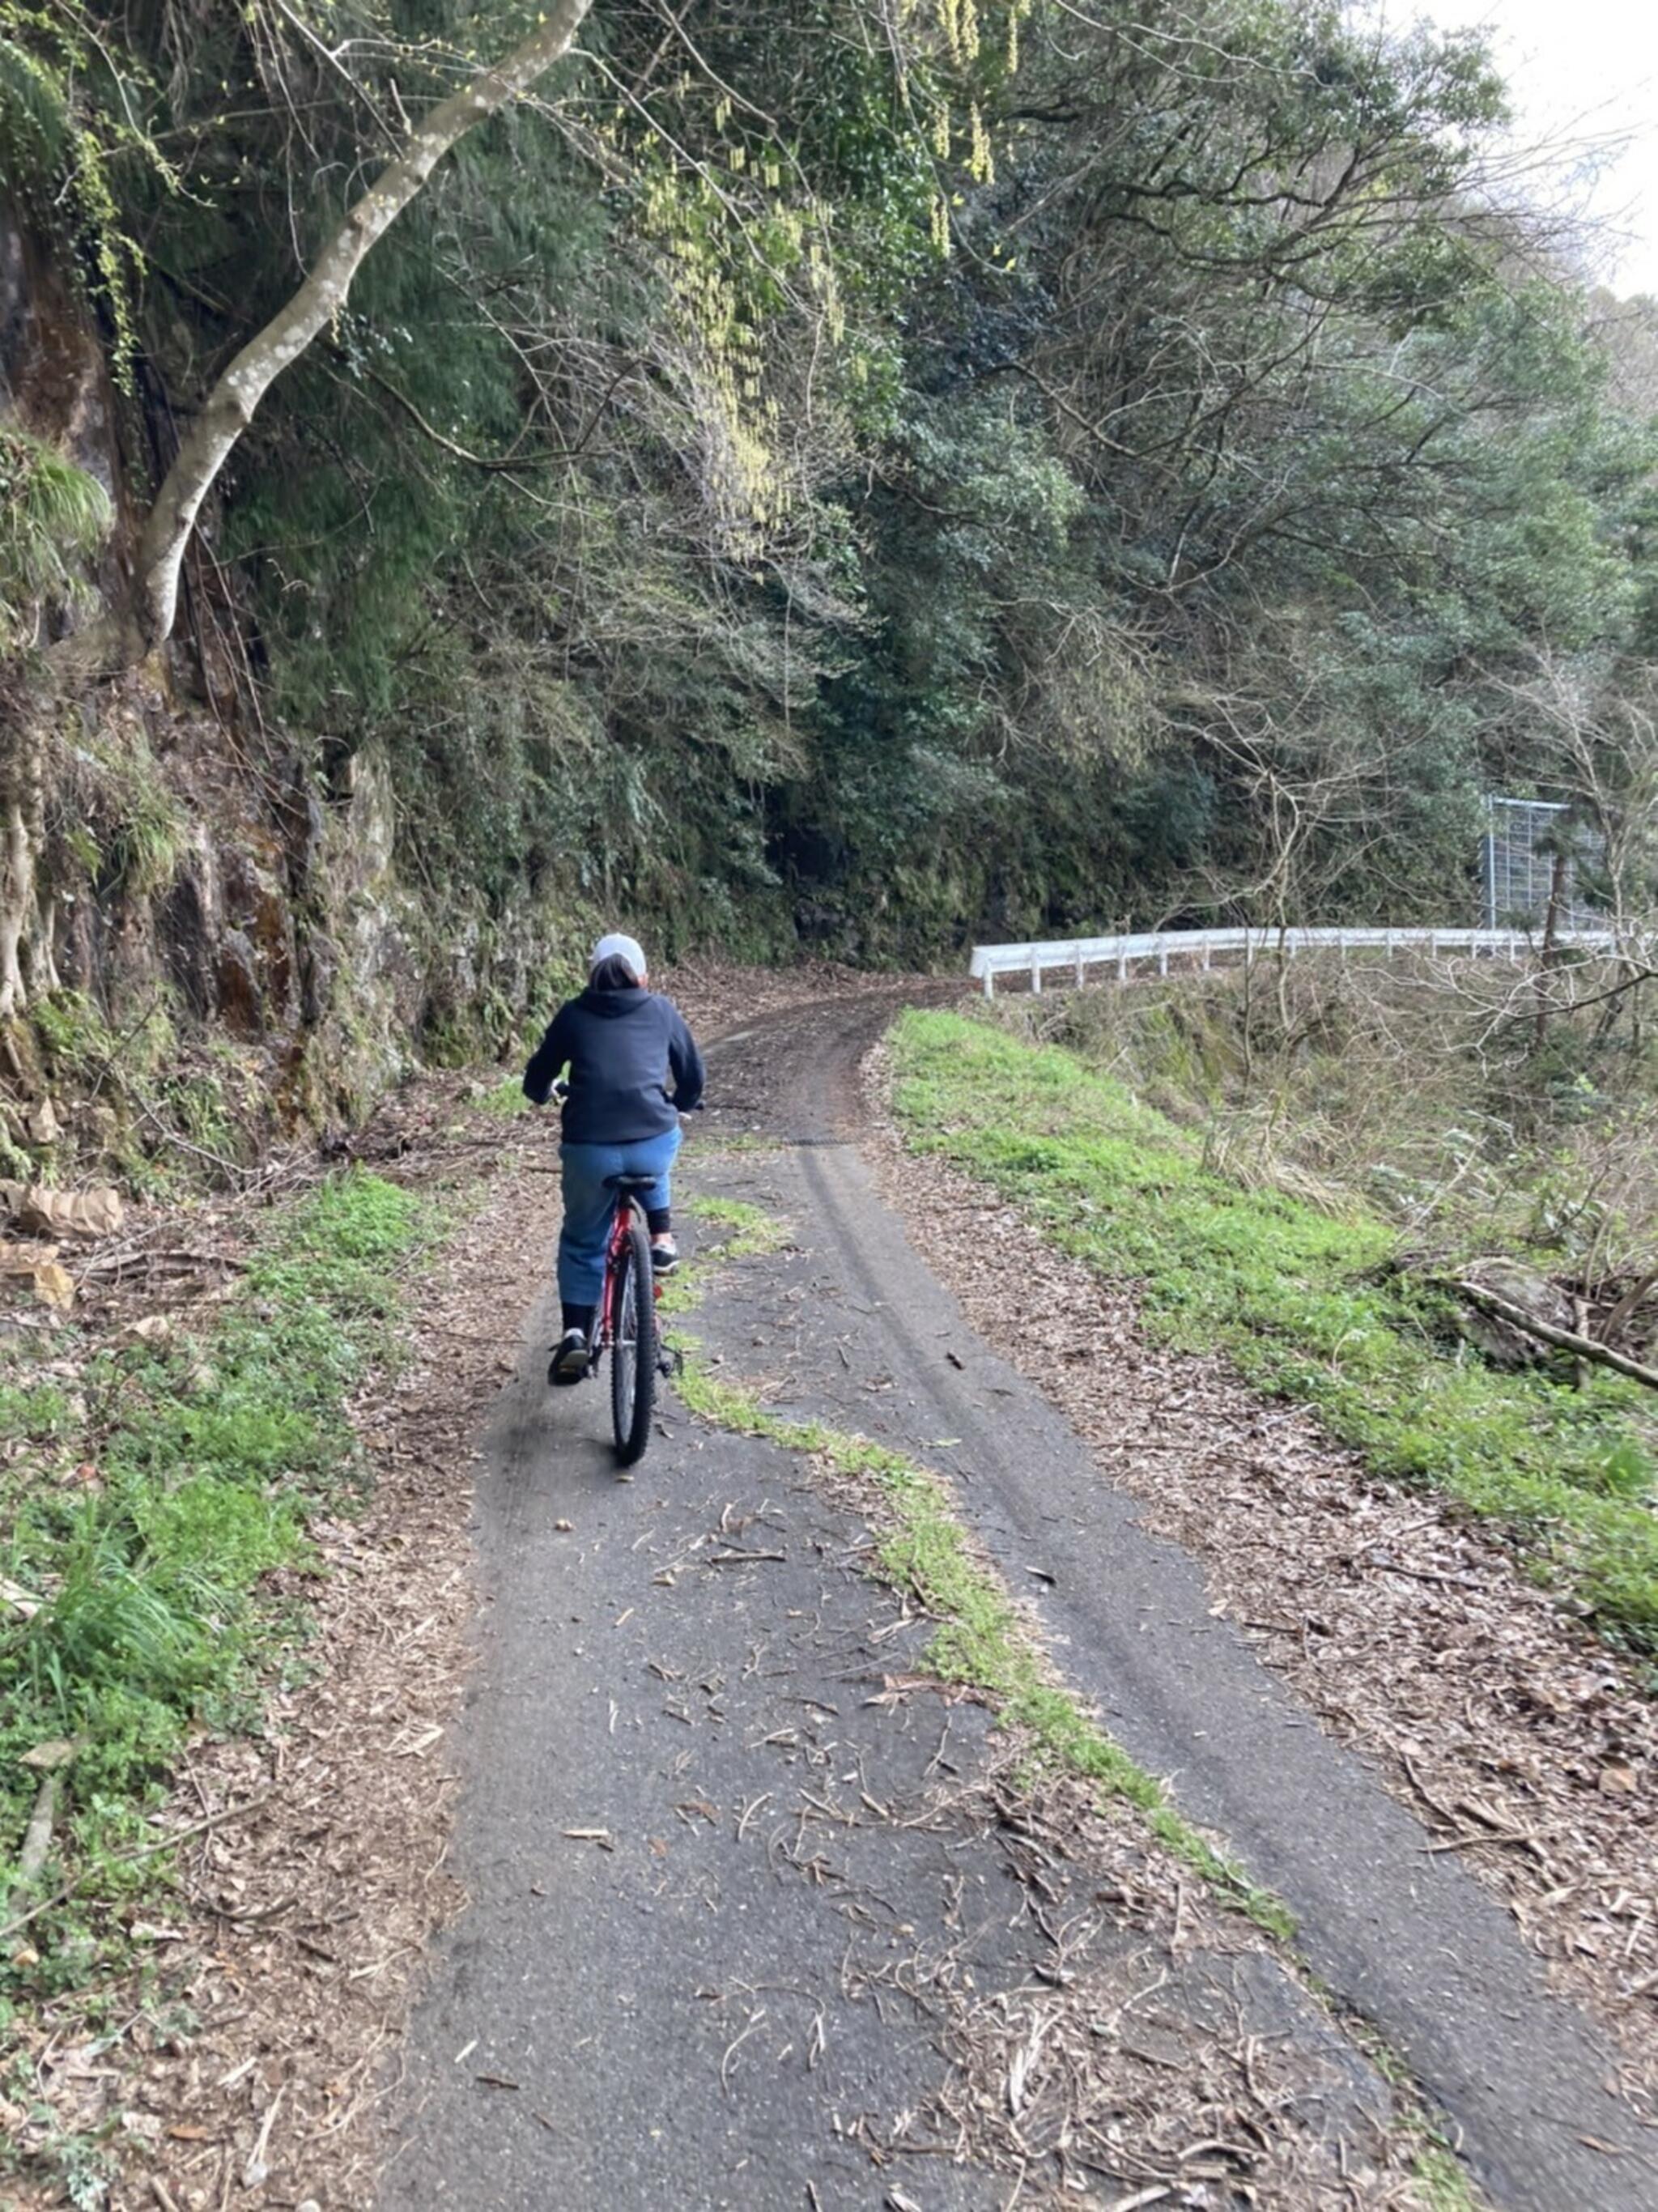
578, 985, 653, 1019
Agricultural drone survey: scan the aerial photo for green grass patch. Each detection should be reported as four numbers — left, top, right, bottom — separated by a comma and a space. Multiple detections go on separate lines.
686, 1193, 789, 1255
474, 1075, 531, 1118
0, 1172, 427, 2001
0, 1383, 75, 1446
656, 1193, 791, 1317
675, 1361, 1290, 1936
889, 1010, 1658, 1657
1410, 2139, 1481, 2212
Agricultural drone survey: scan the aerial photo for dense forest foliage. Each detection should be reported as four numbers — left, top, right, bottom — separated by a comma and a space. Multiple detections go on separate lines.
4, 0, 1657, 994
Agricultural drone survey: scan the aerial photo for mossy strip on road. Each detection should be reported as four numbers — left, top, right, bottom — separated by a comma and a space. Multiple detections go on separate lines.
678, 1359, 1293, 1935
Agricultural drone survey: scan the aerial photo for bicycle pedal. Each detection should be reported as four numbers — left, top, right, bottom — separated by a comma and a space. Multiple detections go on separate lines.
657, 1344, 684, 1379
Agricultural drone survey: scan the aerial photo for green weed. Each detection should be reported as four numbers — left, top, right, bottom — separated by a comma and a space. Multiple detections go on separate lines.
656, 1193, 791, 1317
1410, 2140, 1481, 2212
474, 1075, 531, 1117
686, 1193, 789, 1254
0, 1172, 426, 1994
890, 1010, 1658, 1655
159, 1070, 241, 1160
100, 750, 185, 900
0, 1382, 74, 1444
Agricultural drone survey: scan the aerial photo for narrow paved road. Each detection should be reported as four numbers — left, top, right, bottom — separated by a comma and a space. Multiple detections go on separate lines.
383, 998, 1656, 2210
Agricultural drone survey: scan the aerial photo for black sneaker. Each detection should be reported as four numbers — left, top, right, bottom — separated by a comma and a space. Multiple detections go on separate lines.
548, 1328, 590, 1386
650, 1235, 679, 1275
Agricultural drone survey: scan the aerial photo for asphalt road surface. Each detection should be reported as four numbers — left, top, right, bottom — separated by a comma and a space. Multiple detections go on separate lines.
382, 997, 1656, 2210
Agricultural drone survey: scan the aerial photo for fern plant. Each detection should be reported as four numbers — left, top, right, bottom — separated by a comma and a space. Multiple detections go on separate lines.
0, 423, 112, 649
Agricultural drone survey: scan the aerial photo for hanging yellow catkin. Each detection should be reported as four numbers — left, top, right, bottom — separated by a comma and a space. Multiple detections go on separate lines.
970, 103, 993, 183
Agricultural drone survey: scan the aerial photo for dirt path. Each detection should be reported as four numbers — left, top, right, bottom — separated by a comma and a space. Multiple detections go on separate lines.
380, 998, 1657, 2210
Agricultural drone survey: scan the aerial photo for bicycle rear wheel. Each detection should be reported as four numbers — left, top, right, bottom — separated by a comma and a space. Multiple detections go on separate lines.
610, 1204, 657, 1466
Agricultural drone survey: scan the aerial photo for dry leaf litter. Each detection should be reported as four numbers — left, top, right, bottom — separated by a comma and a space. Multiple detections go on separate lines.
0, 963, 925, 2209
864, 1043, 1658, 2125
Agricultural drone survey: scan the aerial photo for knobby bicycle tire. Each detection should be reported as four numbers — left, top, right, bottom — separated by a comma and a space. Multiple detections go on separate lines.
610, 1204, 657, 1466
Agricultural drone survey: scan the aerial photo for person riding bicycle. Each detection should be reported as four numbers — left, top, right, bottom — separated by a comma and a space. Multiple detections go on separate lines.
523, 932, 705, 1385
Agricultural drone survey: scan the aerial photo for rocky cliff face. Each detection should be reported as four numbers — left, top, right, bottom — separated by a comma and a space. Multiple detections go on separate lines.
2, 204, 564, 1176
0, 205, 115, 513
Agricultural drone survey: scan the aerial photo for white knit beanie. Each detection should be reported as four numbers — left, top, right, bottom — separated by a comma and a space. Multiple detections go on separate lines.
591, 931, 647, 981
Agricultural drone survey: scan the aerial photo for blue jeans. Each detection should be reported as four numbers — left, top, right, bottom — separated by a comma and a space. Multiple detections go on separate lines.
558, 1125, 682, 1304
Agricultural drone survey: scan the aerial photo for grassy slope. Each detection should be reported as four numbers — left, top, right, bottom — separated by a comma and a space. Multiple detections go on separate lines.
0, 1174, 427, 2001
890, 1009, 1658, 1657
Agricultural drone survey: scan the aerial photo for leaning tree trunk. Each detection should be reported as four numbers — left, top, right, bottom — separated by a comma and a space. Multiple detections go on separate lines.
0, 696, 49, 1019
132, 0, 595, 654
0, 799, 31, 1020
15, 0, 593, 1007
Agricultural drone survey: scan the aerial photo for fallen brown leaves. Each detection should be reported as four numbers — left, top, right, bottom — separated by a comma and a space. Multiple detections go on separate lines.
657, 955, 907, 1042
865, 1047, 1658, 2122
819, 1747, 1418, 2207
9, 1081, 562, 2210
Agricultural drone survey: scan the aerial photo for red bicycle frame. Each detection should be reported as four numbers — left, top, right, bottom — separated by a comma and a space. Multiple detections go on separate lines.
597, 1191, 663, 1348
597, 1198, 631, 1346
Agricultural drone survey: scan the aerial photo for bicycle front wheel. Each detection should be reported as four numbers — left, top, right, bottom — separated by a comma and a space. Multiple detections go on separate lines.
610, 1204, 657, 1466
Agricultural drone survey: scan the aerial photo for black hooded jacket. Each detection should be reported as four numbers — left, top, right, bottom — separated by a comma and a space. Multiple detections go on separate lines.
522, 985, 704, 1143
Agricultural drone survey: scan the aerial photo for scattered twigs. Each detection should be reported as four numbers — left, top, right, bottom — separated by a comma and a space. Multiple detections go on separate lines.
1398, 1750, 1459, 1831
241, 2083, 286, 2190
718, 2006, 767, 2096
1452, 1282, 1658, 1393
131, 1100, 252, 1183
1601, 1269, 1657, 1350
0, 1793, 272, 1942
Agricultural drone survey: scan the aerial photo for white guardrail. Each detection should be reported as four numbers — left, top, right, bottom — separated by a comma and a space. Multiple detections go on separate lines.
968, 925, 1619, 998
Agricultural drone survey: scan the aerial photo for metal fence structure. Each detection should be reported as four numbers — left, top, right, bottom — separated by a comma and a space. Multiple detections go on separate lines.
968, 923, 1622, 998
1482, 798, 1605, 933
971, 799, 1628, 997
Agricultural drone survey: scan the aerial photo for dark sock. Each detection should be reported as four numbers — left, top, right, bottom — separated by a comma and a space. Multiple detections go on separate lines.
647, 1209, 672, 1236
561, 1301, 596, 1338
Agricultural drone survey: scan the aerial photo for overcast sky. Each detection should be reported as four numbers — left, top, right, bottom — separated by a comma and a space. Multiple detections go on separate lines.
1376, 0, 1658, 297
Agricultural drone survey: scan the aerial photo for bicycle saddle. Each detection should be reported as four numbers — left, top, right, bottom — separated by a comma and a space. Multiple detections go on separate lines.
610, 1173, 659, 1193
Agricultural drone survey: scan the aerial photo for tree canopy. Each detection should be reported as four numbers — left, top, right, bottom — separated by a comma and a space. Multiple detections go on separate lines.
2, 0, 1655, 985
